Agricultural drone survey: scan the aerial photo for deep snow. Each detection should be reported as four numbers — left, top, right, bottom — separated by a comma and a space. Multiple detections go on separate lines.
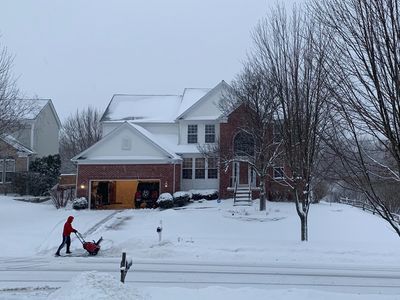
1, 195, 400, 299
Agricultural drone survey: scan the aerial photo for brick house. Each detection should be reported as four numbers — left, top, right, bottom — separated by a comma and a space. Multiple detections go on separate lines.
0, 99, 60, 193
73, 81, 287, 209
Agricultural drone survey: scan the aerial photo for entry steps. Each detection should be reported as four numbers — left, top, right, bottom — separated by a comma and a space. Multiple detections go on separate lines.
233, 184, 252, 206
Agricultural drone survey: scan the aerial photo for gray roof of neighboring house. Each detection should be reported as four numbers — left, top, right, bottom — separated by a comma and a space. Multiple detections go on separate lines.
1, 135, 35, 155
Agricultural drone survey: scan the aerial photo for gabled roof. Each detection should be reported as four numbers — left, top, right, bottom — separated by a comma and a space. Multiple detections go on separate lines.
177, 88, 211, 117
15, 99, 61, 128
175, 80, 230, 120
100, 81, 229, 123
101, 95, 182, 123
71, 122, 181, 163
0, 135, 35, 155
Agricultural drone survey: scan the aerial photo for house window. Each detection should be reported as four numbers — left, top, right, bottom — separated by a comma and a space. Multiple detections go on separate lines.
234, 131, 254, 156
182, 158, 193, 179
0, 159, 15, 183
5, 159, 15, 182
195, 158, 205, 179
273, 167, 284, 179
205, 124, 215, 143
121, 138, 132, 150
207, 157, 218, 179
187, 125, 198, 144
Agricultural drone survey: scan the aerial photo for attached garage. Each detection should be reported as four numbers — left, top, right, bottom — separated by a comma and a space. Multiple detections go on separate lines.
89, 179, 160, 209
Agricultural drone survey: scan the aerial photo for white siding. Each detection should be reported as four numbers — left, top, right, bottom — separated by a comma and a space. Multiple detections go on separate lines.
33, 104, 60, 156
182, 89, 222, 119
86, 126, 169, 159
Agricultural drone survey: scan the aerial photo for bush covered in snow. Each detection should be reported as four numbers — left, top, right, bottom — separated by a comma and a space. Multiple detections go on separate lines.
157, 193, 174, 209
190, 189, 218, 200
73, 197, 88, 210
173, 191, 191, 207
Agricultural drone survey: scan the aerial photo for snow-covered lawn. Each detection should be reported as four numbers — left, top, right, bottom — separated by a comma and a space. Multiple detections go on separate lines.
1, 195, 400, 299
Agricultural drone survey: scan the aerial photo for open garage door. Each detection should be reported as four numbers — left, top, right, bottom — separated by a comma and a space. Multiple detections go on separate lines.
90, 179, 160, 209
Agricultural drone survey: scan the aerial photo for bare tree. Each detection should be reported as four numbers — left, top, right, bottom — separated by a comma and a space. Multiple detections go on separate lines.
59, 107, 102, 173
0, 41, 31, 137
312, 0, 400, 235
252, 6, 333, 241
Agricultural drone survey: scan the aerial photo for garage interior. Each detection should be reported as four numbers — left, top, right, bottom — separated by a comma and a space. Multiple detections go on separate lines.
90, 180, 160, 209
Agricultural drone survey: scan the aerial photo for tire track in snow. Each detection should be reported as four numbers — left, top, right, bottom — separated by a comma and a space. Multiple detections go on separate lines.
82, 210, 122, 237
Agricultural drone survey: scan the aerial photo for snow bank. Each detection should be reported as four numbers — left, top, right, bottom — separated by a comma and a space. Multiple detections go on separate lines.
49, 271, 142, 300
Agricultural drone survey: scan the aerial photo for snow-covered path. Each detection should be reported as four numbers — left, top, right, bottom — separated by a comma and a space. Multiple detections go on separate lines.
2, 256, 400, 295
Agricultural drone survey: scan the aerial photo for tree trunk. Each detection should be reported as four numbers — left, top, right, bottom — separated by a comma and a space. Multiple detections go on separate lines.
259, 178, 266, 211
300, 213, 308, 241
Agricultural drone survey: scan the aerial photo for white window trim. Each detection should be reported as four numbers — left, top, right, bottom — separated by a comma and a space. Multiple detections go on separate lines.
273, 167, 285, 180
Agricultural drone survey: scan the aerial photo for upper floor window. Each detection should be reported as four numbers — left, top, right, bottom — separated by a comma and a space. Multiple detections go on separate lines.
205, 124, 215, 143
182, 158, 193, 179
187, 125, 198, 144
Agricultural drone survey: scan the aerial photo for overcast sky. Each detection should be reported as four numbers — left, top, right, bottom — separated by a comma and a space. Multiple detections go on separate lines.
1, 1, 296, 121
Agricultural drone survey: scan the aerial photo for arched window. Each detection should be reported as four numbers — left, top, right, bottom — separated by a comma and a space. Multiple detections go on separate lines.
233, 131, 254, 156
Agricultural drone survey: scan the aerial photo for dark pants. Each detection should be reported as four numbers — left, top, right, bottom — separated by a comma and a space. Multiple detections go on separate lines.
56, 235, 71, 254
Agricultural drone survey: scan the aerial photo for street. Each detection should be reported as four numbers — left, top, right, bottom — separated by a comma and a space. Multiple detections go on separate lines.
1, 256, 400, 295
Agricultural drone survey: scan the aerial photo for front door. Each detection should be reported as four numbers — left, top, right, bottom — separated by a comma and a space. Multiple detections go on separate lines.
233, 162, 249, 185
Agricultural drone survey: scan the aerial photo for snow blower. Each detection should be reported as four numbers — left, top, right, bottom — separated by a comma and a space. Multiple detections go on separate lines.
75, 231, 103, 255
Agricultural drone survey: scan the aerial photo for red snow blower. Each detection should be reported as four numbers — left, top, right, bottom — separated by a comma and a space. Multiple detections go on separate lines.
75, 232, 103, 255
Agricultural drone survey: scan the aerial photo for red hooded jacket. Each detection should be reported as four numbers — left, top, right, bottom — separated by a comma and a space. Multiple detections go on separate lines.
63, 216, 76, 236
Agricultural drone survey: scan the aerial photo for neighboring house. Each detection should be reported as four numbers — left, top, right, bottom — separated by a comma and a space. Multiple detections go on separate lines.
0, 99, 61, 192
73, 81, 287, 209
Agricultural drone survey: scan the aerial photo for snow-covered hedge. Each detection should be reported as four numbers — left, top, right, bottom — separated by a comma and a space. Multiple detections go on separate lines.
190, 189, 218, 200
157, 193, 174, 209
73, 197, 88, 210
173, 191, 191, 207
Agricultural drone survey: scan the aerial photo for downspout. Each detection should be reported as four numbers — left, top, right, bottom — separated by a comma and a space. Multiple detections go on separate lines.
173, 162, 176, 193
30, 123, 35, 152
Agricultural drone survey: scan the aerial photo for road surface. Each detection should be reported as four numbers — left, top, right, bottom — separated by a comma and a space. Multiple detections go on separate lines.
1, 256, 400, 295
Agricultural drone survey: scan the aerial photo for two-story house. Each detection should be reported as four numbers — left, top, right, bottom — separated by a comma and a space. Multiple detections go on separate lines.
72, 81, 287, 209
0, 99, 61, 191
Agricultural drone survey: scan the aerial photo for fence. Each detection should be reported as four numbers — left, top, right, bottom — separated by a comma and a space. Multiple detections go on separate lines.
339, 197, 400, 224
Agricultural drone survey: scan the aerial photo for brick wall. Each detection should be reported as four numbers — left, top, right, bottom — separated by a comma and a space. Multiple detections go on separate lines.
218, 104, 289, 200
219, 105, 246, 199
0, 140, 30, 193
76, 163, 181, 199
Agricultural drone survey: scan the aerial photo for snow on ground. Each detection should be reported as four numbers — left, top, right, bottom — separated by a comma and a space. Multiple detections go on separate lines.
44, 271, 400, 300
1, 195, 400, 299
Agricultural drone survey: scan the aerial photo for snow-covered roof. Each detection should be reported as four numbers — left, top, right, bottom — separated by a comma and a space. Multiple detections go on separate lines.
177, 88, 211, 117
101, 95, 182, 123
101, 84, 220, 123
72, 122, 182, 163
1, 135, 34, 155
128, 123, 181, 160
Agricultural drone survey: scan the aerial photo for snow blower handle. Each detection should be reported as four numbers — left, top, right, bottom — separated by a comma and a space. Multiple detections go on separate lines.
74, 231, 85, 244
